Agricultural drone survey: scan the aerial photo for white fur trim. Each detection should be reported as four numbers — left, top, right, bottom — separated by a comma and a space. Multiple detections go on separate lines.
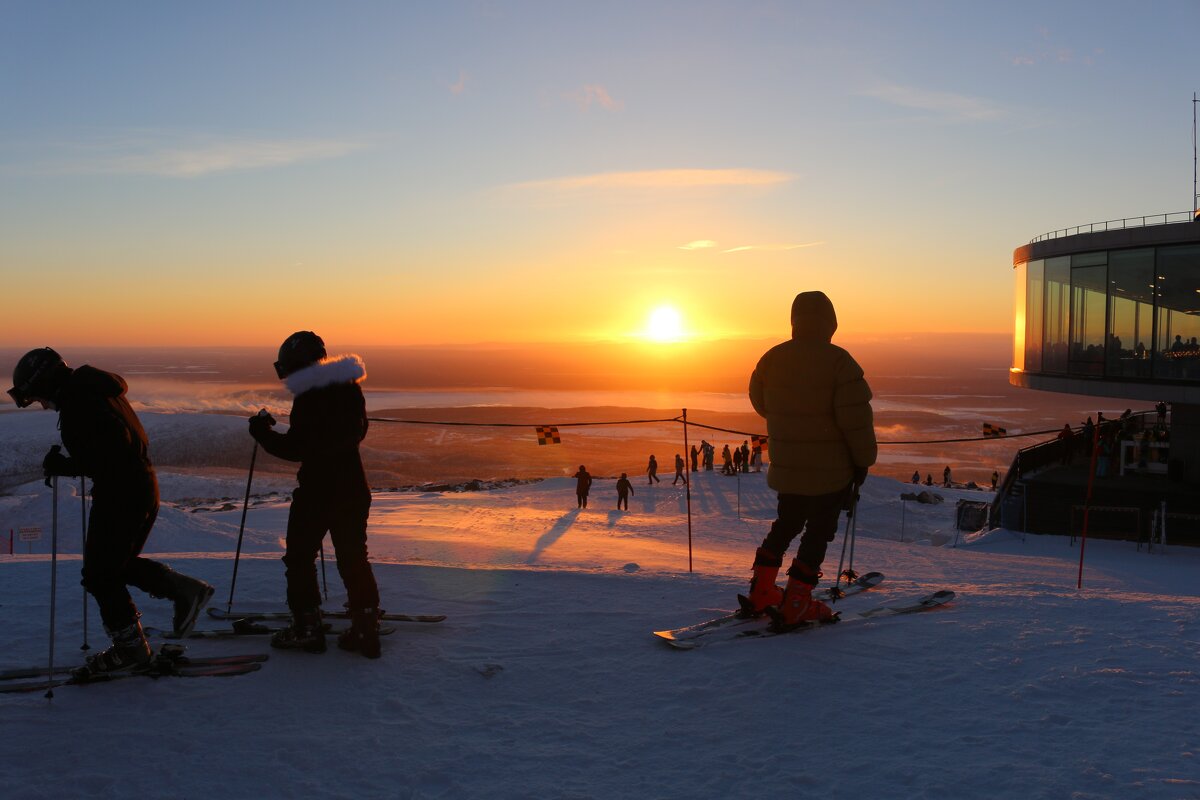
284, 354, 367, 396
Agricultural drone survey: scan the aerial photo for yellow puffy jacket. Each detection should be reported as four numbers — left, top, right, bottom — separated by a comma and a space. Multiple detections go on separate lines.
749, 292, 877, 496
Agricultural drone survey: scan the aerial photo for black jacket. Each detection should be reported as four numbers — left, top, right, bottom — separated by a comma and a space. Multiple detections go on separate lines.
55, 365, 154, 496
252, 355, 369, 496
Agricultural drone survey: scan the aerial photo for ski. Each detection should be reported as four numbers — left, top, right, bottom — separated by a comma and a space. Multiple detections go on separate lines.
655, 589, 955, 650
147, 621, 397, 639
655, 571, 884, 645
207, 607, 445, 624
0, 646, 265, 693
0, 651, 267, 681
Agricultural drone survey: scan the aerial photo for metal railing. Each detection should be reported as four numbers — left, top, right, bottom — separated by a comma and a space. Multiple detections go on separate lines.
1030, 211, 1196, 244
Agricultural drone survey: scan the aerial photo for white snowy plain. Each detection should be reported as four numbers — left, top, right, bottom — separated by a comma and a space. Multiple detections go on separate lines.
2, 412, 1200, 800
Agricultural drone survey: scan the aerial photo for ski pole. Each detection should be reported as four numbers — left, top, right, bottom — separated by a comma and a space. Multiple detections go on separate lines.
832, 486, 860, 600
319, 540, 328, 602
46, 474, 59, 700
227, 409, 270, 614
80, 476, 89, 651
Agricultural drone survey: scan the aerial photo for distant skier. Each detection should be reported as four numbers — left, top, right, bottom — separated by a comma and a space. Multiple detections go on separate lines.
943, 466, 952, 488
574, 465, 593, 508
8, 348, 214, 676
646, 454, 661, 484
990, 470, 999, 491
249, 331, 382, 659
740, 441, 751, 473
690, 445, 699, 472
722, 444, 733, 474
616, 473, 634, 510
911, 470, 920, 484
741, 291, 876, 627
673, 454, 687, 485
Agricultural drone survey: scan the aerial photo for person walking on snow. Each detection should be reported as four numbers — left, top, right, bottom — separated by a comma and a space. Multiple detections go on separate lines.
574, 465, 593, 508
646, 454, 661, 484
740, 291, 877, 627
249, 331, 383, 659
673, 454, 687, 485
616, 473, 634, 510
8, 348, 214, 676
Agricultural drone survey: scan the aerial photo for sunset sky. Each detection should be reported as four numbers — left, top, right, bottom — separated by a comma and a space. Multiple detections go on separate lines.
2, 2, 1197, 349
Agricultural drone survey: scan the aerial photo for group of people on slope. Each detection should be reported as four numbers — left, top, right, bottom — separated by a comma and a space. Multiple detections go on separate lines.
8, 330, 383, 677
12, 289, 880, 664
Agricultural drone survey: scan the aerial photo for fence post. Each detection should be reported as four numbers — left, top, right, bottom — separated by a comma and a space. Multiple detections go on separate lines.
682, 408, 693, 573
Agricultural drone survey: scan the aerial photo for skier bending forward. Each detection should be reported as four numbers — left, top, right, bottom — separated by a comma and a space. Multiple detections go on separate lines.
8, 348, 214, 676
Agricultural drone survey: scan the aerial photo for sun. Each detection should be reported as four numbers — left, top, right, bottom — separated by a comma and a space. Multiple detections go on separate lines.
645, 305, 685, 343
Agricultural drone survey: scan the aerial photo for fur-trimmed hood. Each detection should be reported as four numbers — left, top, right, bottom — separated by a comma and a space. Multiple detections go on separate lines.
284, 354, 367, 397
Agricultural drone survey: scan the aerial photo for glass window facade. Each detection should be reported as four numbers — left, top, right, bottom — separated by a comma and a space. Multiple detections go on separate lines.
1015, 241, 1200, 384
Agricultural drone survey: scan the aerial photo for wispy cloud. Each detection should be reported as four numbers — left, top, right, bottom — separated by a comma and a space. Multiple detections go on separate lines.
511, 168, 794, 192
565, 84, 622, 112
679, 240, 718, 250
45, 135, 364, 177
723, 241, 824, 253
861, 83, 1004, 122
1011, 27, 1103, 67
449, 70, 468, 95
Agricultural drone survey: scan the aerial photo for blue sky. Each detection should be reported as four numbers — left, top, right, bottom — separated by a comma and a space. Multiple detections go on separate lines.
2, 1, 1197, 347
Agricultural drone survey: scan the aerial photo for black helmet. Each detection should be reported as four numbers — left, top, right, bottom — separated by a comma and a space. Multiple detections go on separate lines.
274, 331, 326, 379
9, 347, 69, 407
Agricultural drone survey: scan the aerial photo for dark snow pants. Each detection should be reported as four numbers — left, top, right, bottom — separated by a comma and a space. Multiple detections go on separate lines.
760, 487, 849, 576
282, 485, 379, 613
80, 474, 176, 630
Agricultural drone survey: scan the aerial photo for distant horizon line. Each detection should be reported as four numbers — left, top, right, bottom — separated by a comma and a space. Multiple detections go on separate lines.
0, 331, 1011, 351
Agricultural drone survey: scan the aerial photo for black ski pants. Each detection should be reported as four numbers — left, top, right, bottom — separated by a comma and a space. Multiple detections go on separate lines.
282, 485, 379, 613
81, 474, 176, 631
760, 487, 848, 576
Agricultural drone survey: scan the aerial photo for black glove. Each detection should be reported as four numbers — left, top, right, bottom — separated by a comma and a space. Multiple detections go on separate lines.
42, 445, 77, 481
248, 409, 276, 438
852, 466, 869, 487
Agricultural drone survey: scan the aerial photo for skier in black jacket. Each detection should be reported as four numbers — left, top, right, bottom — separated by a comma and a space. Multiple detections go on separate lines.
8, 348, 214, 676
249, 331, 382, 658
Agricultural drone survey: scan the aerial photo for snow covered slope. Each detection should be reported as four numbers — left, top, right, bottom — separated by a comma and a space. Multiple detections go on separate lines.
2, 412, 1199, 799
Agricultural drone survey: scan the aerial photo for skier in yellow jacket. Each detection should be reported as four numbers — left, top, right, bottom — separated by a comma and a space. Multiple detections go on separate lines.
741, 291, 877, 626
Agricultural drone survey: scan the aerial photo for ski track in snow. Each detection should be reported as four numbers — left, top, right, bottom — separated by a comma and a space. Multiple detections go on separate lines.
2, 413, 1199, 798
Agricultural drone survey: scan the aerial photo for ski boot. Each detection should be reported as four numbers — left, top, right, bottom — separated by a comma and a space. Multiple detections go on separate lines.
737, 546, 784, 616
270, 609, 326, 653
164, 569, 215, 638
337, 607, 382, 660
771, 559, 835, 629
74, 618, 154, 680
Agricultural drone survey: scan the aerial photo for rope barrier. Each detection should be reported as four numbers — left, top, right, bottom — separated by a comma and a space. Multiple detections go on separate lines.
365, 413, 1069, 447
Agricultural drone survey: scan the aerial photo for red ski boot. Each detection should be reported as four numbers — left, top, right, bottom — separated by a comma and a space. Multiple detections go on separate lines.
738, 547, 784, 616
774, 559, 835, 628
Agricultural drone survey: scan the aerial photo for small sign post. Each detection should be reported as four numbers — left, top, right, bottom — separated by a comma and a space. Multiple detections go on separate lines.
18, 526, 41, 554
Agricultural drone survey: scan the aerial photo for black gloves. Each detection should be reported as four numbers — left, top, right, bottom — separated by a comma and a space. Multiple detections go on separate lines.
248, 409, 276, 439
852, 466, 869, 487
42, 445, 77, 482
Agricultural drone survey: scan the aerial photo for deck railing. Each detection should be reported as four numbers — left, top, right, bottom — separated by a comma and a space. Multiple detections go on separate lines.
1030, 211, 1196, 244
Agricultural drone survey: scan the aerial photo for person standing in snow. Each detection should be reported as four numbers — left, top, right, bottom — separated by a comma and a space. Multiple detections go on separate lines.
8, 348, 214, 676
690, 445, 699, 472
721, 444, 733, 474
741, 291, 876, 627
942, 466, 952, 488
574, 465, 593, 508
616, 472, 634, 510
646, 454, 661, 484
249, 331, 382, 659
740, 441, 751, 473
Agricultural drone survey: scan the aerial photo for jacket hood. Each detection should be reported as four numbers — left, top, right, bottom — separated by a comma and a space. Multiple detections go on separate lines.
790, 291, 838, 342
284, 354, 367, 397
66, 365, 127, 399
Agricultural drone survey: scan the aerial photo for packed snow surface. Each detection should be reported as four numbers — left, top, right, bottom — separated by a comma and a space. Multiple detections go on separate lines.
2, 414, 1199, 799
